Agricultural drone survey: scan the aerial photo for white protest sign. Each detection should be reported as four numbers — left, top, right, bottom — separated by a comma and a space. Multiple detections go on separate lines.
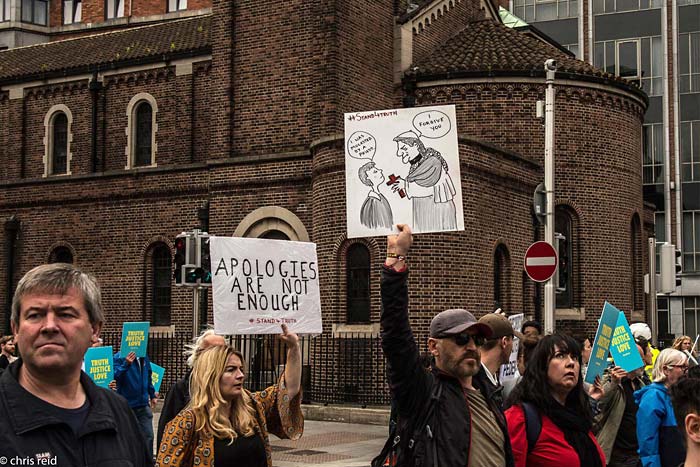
344, 105, 464, 238
499, 313, 524, 383
211, 237, 322, 334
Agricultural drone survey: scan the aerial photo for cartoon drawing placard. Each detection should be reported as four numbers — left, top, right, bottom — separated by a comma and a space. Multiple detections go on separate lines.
585, 302, 620, 384
500, 313, 524, 383
211, 236, 322, 335
150, 362, 165, 393
120, 322, 150, 358
344, 105, 464, 238
84, 346, 114, 389
610, 308, 645, 372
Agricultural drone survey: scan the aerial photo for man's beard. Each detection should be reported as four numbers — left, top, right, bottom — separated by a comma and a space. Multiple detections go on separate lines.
440, 349, 481, 380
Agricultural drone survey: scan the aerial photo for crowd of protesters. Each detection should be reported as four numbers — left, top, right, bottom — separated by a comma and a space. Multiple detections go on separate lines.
374, 224, 700, 467
2, 227, 700, 467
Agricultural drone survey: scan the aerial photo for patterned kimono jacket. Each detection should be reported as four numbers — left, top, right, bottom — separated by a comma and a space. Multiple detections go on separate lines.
155, 376, 303, 467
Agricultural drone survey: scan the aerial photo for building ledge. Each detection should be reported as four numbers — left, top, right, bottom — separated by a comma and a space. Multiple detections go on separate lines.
332, 323, 380, 338
556, 307, 585, 321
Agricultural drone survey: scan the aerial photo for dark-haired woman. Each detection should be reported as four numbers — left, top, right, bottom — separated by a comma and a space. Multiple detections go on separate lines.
505, 334, 605, 467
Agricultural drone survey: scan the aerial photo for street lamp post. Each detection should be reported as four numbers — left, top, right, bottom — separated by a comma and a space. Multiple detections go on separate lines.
544, 59, 557, 335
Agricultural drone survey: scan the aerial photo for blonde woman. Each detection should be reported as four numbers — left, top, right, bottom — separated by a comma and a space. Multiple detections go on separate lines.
672, 335, 698, 365
634, 348, 688, 467
156, 325, 303, 467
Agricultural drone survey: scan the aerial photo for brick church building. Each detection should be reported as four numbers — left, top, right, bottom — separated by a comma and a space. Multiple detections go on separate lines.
0, 0, 651, 402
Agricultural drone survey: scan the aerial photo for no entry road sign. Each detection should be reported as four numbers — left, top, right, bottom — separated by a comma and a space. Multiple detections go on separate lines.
524, 241, 558, 282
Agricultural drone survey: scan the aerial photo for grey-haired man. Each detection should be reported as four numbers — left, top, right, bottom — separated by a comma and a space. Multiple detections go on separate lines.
0, 263, 152, 466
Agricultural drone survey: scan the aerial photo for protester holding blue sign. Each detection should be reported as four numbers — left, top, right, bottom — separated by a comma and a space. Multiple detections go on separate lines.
114, 349, 158, 455
635, 348, 688, 467
594, 343, 648, 467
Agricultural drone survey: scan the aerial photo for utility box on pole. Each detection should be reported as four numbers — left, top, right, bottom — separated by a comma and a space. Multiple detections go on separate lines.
659, 242, 681, 293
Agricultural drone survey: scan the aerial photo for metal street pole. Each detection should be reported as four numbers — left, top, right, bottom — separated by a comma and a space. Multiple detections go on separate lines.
544, 59, 557, 335
648, 237, 658, 347
192, 286, 201, 339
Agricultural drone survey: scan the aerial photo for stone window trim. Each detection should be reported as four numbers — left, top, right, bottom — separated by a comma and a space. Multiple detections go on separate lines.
43, 104, 73, 177
125, 93, 158, 170
233, 206, 309, 241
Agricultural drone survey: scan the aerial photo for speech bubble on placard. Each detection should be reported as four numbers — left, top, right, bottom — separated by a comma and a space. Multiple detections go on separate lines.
346, 131, 377, 160
412, 110, 451, 139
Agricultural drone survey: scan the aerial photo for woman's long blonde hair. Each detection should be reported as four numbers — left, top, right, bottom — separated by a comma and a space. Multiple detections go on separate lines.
188, 345, 257, 442
672, 335, 692, 350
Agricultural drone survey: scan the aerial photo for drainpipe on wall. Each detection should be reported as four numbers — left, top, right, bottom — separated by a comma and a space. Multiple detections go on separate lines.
101, 87, 107, 172
672, 0, 683, 265
90, 70, 103, 173
20, 98, 26, 178
662, 2, 672, 244
4, 216, 20, 334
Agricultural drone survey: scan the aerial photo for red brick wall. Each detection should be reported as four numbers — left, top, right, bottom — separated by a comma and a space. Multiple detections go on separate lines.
335, 1, 395, 130
228, 0, 318, 156
415, 81, 646, 337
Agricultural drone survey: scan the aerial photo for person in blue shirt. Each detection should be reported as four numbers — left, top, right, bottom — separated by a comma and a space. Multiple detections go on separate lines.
114, 350, 158, 455
635, 348, 688, 467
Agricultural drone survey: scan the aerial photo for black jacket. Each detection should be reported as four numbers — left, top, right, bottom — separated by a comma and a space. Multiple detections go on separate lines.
0, 360, 153, 467
380, 266, 515, 467
155, 370, 190, 449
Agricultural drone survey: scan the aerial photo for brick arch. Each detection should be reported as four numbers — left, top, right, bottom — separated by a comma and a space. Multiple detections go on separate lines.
492, 240, 512, 312
142, 238, 173, 326
333, 235, 382, 325
139, 235, 173, 258
554, 203, 582, 309
47, 241, 77, 264
630, 213, 644, 311
233, 206, 309, 241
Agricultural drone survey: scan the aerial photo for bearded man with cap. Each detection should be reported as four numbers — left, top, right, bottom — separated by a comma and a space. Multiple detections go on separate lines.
375, 224, 514, 467
477, 313, 522, 409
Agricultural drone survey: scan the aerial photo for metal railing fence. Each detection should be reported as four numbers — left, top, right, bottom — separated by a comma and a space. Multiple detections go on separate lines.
100, 330, 392, 405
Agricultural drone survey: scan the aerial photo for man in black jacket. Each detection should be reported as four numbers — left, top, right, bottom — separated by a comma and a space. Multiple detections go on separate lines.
0, 263, 152, 466
380, 224, 514, 467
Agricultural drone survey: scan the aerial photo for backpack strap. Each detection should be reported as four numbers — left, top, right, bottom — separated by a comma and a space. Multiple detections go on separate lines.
521, 402, 542, 455
408, 379, 442, 450
371, 379, 443, 467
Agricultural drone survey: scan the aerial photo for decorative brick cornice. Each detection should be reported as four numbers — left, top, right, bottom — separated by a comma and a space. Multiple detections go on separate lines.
26, 81, 89, 99
415, 81, 646, 119
407, 0, 464, 35
105, 68, 174, 87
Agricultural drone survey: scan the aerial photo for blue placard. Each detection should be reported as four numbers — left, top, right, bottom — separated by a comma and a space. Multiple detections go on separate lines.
585, 302, 620, 384
150, 362, 165, 393
84, 346, 114, 389
120, 322, 150, 358
610, 309, 645, 372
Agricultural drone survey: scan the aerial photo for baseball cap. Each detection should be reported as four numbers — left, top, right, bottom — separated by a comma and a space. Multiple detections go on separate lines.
630, 323, 652, 341
429, 309, 493, 339
478, 313, 524, 340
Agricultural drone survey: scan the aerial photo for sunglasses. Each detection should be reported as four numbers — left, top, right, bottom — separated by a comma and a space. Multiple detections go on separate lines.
451, 333, 485, 347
